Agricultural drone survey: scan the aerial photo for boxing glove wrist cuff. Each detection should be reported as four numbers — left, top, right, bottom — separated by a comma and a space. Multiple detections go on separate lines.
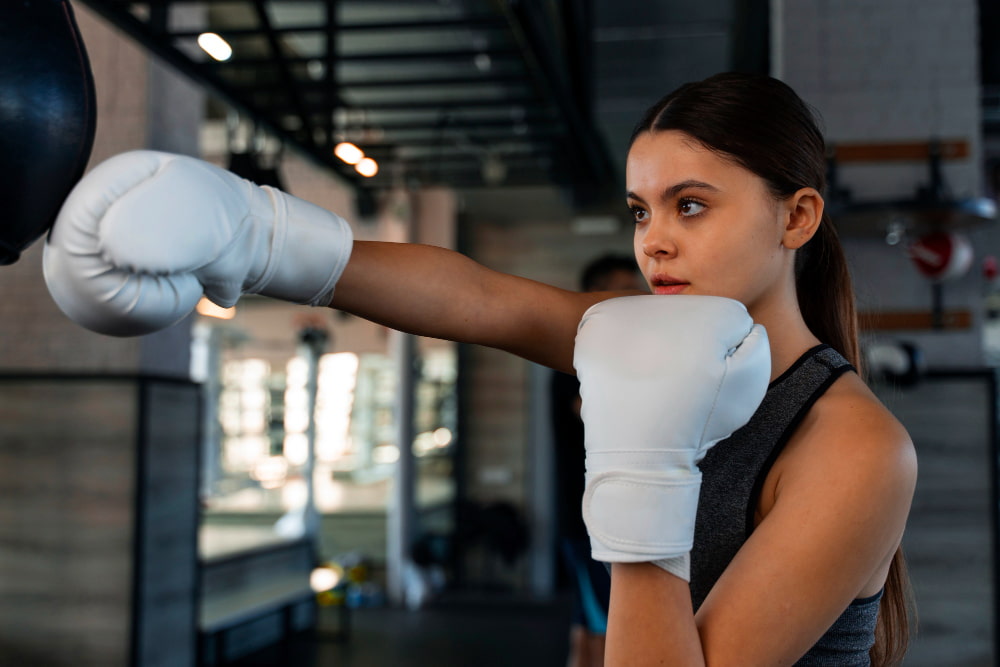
652, 554, 691, 582
249, 186, 354, 307
582, 469, 701, 562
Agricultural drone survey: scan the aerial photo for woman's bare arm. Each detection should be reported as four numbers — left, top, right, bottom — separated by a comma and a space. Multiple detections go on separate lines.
605, 377, 916, 665
330, 241, 635, 373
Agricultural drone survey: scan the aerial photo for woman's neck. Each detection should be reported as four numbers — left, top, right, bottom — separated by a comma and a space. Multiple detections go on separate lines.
748, 293, 821, 383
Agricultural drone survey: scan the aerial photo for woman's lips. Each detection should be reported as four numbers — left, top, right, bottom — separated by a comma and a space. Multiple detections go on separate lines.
651, 274, 689, 295
653, 283, 689, 295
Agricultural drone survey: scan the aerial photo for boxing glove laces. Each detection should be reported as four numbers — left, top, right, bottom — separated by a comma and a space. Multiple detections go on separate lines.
573, 295, 770, 580
44, 150, 353, 336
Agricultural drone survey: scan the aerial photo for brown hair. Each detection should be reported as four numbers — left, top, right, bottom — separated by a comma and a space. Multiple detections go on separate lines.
630, 72, 913, 664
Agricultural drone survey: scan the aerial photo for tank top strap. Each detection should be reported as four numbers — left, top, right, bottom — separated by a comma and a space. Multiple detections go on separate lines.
690, 344, 855, 610
745, 345, 856, 534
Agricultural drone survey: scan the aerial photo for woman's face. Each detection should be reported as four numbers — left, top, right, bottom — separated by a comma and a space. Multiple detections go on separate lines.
626, 130, 793, 311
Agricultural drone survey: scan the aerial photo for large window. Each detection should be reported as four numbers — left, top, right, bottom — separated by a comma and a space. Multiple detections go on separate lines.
194, 303, 458, 577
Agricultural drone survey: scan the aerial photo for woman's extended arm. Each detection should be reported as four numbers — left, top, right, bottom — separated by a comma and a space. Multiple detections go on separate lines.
330, 240, 636, 373
37, 150, 635, 345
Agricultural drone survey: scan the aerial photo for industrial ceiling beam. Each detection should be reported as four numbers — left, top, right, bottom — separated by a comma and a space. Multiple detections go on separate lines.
80, 0, 359, 184
332, 74, 528, 89
341, 97, 542, 111
78, 0, 616, 195
170, 16, 507, 38
255, 97, 545, 113
206, 48, 521, 68
244, 75, 529, 93
361, 128, 563, 144
347, 117, 558, 131
363, 141, 551, 155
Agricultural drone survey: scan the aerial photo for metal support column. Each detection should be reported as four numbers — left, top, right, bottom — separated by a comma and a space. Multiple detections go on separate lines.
299, 326, 328, 540
387, 329, 417, 607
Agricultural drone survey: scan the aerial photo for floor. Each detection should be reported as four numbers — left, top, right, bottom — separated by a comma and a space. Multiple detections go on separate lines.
233, 593, 575, 667
880, 376, 996, 666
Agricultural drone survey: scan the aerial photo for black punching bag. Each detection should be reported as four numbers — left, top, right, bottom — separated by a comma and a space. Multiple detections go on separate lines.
0, 0, 96, 265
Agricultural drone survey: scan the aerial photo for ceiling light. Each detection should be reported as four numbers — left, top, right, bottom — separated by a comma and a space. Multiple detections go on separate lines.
306, 60, 325, 80
197, 32, 232, 62
474, 53, 492, 72
334, 141, 364, 165
355, 157, 378, 177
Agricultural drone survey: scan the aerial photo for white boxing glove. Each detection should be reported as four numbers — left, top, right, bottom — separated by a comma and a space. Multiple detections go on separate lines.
574, 295, 770, 580
43, 150, 353, 336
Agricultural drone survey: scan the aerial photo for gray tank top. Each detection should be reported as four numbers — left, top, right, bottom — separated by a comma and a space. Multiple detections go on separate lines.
690, 344, 881, 665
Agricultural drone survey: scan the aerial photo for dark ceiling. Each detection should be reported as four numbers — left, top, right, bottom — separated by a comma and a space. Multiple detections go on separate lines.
72, 0, 1000, 217
79, 0, 769, 207
80, 1, 613, 197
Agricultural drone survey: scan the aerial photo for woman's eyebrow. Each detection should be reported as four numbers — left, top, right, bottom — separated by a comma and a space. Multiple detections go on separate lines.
661, 179, 721, 200
625, 190, 645, 203
626, 179, 721, 203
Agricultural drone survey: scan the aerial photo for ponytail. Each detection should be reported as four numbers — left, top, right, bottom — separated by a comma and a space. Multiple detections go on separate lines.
870, 549, 915, 666
795, 214, 860, 370
796, 215, 915, 667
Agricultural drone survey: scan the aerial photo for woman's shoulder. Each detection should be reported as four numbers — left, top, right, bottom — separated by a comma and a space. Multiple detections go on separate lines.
755, 370, 916, 526
781, 371, 916, 489
812, 372, 910, 444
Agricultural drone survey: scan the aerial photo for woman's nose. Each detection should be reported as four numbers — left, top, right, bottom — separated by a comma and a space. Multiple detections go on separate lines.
640, 217, 677, 258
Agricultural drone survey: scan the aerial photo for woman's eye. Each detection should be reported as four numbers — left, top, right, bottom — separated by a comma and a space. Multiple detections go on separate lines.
679, 199, 706, 217
630, 206, 648, 223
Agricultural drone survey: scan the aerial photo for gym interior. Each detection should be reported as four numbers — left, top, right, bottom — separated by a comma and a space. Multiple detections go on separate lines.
3, 1, 1000, 665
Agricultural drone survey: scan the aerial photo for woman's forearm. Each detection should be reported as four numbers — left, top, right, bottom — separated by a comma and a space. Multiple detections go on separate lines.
329, 240, 607, 373
606, 563, 705, 666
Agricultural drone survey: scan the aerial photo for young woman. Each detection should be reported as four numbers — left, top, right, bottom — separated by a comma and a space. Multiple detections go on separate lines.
331, 73, 917, 666
43, 72, 916, 665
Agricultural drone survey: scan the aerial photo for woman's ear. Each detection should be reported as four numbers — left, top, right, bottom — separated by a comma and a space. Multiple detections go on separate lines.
781, 187, 824, 250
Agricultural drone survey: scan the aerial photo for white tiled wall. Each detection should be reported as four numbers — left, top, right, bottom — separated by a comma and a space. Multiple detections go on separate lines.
776, 0, 991, 367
